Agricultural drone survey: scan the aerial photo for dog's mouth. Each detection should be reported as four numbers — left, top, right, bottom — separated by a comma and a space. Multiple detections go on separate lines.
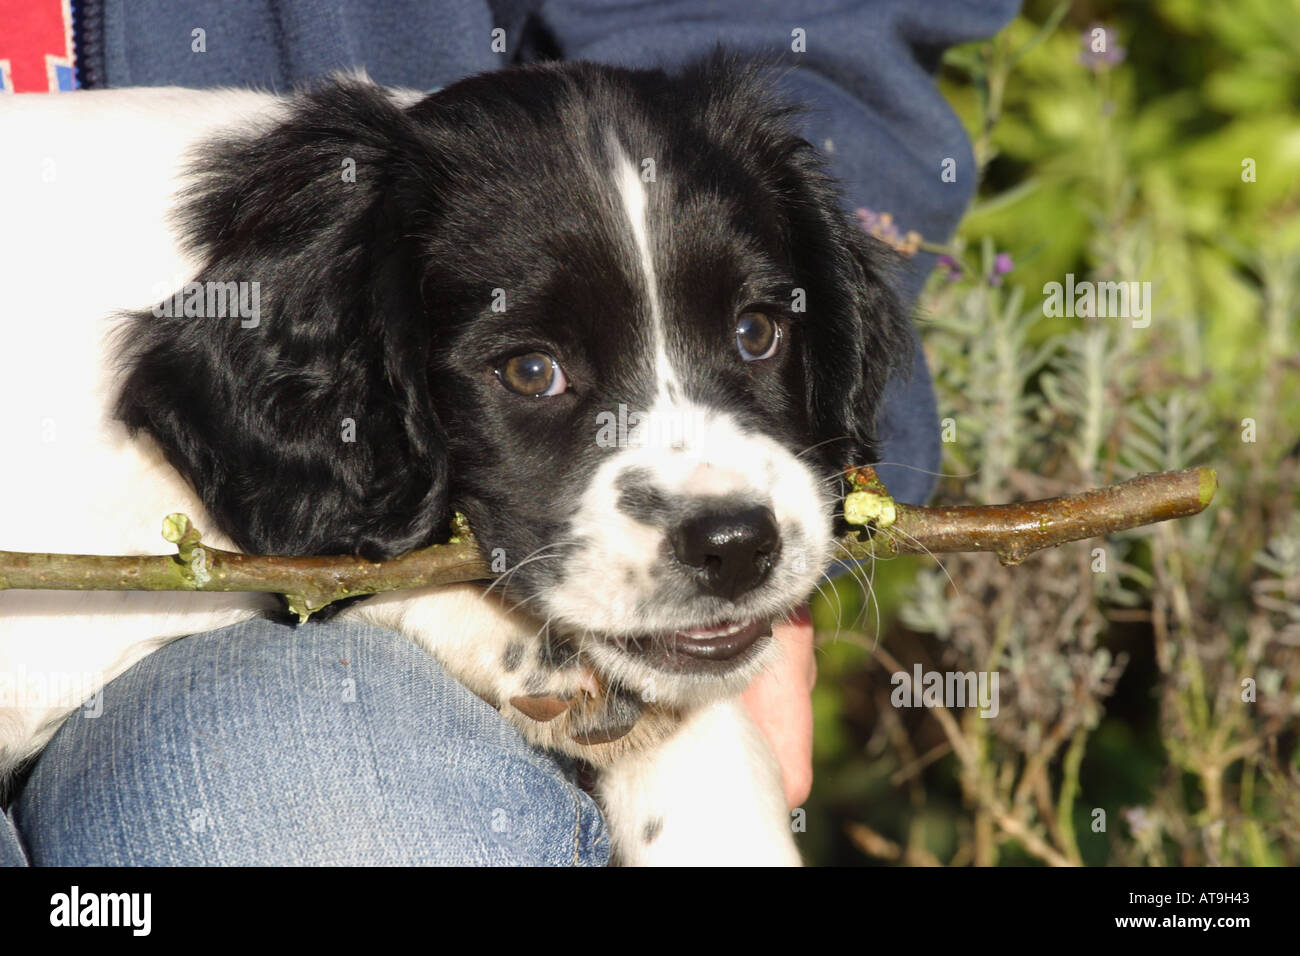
609, 618, 773, 670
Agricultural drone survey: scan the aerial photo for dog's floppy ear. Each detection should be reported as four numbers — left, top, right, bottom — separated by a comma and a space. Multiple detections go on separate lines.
752, 112, 913, 473
805, 222, 914, 474
115, 78, 447, 559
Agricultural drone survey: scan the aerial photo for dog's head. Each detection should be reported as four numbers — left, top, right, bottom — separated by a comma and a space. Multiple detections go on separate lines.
117, 57, 911, 703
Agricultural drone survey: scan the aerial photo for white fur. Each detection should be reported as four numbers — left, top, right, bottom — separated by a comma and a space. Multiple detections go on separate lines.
599, 698, 800, 866
0, 86, 804, 866
609, 140, 679, 402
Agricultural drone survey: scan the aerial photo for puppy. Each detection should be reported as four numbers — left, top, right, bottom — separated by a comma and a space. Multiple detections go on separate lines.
0, 56, 910, 865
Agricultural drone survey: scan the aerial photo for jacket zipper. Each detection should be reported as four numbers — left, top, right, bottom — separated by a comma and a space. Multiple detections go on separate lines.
71, 0, 106, 89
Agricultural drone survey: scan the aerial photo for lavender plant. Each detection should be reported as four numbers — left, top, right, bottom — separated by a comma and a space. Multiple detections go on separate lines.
815, 2, 1300, 867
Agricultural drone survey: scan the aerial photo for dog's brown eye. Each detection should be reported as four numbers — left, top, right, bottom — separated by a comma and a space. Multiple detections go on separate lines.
497, 351, 567, 397
736, 312, 780, 361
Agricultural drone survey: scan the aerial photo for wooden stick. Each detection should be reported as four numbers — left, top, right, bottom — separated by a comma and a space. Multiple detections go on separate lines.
0, 467, 1217, 620
0, 513, 490, 622
839, 466, 1217, 566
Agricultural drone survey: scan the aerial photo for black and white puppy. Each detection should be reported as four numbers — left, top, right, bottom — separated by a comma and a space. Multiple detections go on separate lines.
0, 57, 909, 865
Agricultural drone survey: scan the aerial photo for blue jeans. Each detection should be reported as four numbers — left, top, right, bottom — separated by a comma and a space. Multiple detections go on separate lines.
1, 619, 610, 865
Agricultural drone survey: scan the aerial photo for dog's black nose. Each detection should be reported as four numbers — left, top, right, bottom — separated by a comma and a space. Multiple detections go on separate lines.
670, 506, 780, 601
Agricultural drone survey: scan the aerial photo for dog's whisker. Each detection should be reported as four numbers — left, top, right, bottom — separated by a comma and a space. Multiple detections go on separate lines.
794, 435, 852, 460
874, 523, 961, 600
829, 538, 882, 641
503, 589, 550, 619
829, 537, 873, 593
808, 578, 842, 641
529, 613, 557, 645
829, 537, 885, 643
856, 459, 978, 481
480, 543, 565, 600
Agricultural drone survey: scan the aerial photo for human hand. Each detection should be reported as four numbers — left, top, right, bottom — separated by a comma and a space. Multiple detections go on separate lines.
742, 604, 816, 810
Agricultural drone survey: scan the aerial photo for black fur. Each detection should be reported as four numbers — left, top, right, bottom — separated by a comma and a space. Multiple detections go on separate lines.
114, 56, 911, 597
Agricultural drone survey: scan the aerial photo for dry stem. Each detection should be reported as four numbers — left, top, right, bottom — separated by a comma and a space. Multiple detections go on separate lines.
0, 467, 1216, 621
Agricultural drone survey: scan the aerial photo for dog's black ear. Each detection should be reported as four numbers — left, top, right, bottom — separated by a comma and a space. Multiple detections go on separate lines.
805, 222, 914, 474
115, 78, 447, 559
760, 122, 914, 474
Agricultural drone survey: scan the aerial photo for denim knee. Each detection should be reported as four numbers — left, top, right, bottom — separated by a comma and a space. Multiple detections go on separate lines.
10, 617, 609, 866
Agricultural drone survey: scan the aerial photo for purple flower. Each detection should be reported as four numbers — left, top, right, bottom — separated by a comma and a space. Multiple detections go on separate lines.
937, 254, 963, 282
987, 251, 1014, 286
855, 207, 901, 244
857, 208, 923, 257
1079, 25, 1126, 71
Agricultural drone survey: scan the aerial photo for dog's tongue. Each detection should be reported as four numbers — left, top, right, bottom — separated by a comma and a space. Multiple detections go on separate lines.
668, 619, 771, 660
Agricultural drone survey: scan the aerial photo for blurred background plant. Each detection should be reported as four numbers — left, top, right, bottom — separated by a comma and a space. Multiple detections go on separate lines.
807, 0, 1300, 866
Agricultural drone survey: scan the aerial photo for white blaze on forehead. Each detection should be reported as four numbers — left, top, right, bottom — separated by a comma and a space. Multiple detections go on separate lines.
609, 137, 680, 402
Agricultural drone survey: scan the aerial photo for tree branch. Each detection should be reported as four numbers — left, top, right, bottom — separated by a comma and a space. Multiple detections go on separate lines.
0, 513, 490, 622
839, 466, 1217, 566
0, 467, 1217, 620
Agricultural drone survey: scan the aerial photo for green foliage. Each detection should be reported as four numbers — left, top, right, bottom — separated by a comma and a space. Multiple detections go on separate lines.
809, 0, 1300, 866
